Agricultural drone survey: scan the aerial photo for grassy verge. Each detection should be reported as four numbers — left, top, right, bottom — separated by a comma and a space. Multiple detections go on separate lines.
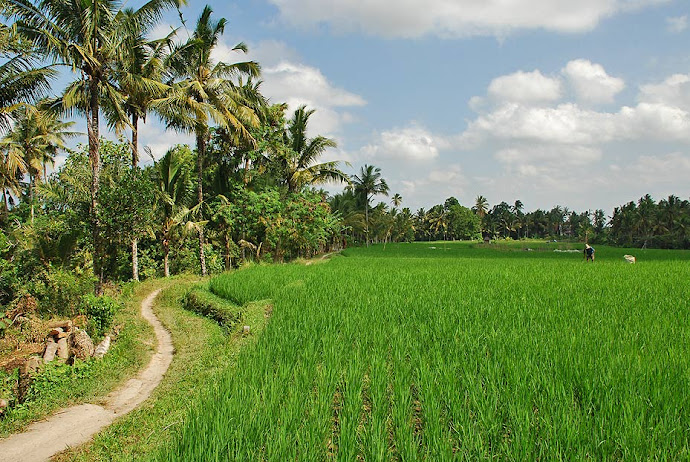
54, 278, 269, 461
0, 278, 173, 438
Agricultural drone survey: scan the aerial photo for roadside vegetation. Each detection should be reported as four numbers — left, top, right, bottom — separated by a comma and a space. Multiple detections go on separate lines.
53, 277, 269, 461
0, 279, 165, 437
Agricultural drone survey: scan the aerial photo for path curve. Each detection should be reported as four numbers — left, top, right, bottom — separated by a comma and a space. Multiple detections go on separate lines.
0, 288, 173, 462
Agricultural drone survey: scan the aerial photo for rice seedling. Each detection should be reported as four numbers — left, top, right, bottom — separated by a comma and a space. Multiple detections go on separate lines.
159, 242, 690, 460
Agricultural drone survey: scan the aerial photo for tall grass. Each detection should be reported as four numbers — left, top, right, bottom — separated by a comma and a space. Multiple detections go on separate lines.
160, 242, 690, 460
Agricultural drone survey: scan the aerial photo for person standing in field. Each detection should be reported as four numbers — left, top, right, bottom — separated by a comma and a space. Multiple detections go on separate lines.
584, 244, 595, 262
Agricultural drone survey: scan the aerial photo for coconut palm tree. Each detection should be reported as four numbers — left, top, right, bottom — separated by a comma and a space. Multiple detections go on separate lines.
391, 193, 402, 208
103, 21, 177, 281
352, 164, 389, 246
156, 145, 192, 277
11, 0, 185, 293
0, 17, 57, 132
155, 5, 260, 276
280, 106, 347, 193
0, 105, 77, 221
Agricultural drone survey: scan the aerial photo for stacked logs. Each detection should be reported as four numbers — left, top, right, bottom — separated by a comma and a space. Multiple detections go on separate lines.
41, 320, 109, 364
43, 320, 73, 363
9, 322, 112, 406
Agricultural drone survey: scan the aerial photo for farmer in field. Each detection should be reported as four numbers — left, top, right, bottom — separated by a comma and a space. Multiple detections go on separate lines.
584, 244, 595, 262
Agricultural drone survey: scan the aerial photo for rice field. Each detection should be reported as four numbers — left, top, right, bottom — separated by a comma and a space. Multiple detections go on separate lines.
159, 242, 690, 460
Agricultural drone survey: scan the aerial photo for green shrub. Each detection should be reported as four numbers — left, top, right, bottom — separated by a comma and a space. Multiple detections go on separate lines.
82, 294, 120, 337
27, 267, 94, 318
184, 286, 243, 330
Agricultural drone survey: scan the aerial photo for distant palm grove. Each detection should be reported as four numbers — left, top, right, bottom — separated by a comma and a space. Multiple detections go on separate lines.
1, 0, 689, 312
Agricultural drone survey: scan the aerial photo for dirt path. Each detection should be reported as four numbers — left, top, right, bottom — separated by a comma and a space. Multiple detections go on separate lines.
0, 288, 173, 462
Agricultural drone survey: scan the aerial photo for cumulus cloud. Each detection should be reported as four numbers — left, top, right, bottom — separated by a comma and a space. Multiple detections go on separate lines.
666, 15, 688, 33
562, 59, 625, 104
461, 60, 690, 152
360, 125, 448, 161
268, 0, 667, 38
397, 165, 466, 200
487, 70, 562, 104
260, 61, 367, 136
495, 145, 602, 168
638, 73, 690, 111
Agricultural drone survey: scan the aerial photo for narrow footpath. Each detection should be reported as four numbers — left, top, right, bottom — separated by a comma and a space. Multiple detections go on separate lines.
0, 289, 173, 462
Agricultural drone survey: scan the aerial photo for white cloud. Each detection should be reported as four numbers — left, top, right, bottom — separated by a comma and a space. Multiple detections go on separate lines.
562, 59, 625, 104
453, 63, 690, 211
397, 165, 466, 200
488, 70, 562, 104
268, 0, 668, 38
138, 119, 194, 161
260, 61, 366, 136
638, 73, 690, 111
462, 103, 619, 146
360, 125, 448, 161
495, 145, 602, 167
666, 15, 688, 33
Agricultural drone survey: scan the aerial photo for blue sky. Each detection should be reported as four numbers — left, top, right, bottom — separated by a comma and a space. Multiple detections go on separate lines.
68, 1, 690, 214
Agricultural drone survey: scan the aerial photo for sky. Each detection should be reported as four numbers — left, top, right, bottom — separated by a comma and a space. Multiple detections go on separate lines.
59, 0, 690, 215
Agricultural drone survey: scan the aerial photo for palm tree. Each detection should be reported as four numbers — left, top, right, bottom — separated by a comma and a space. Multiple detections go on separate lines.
0, 105, 77, 221
391, 193, 402, 208
352, 164, 389, 246
280, 106, 347, 193
156, 145, 192, 277
0, 138, 26, 214
0, 18, 57, 132
12, 0, 184, 293
104, 22, 176, 281
155, 5, 260, 276
473, 195, 489, 235
512, 200, 524, 239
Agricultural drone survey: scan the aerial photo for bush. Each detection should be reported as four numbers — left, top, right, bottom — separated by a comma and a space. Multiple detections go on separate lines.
184, 286, 243, 330
27, 267, 94, 318
82, 294, 120, 338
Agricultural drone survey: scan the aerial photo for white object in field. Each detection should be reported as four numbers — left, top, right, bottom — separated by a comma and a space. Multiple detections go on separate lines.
243, 325, 251, 335
93, 335, 111, 359
623, 254, 636, 264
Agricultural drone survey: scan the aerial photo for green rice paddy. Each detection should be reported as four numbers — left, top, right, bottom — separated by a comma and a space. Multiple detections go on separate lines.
159, 242, 690, 460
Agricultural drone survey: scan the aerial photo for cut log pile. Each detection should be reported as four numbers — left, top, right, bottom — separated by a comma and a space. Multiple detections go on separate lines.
40, 321, 111, 364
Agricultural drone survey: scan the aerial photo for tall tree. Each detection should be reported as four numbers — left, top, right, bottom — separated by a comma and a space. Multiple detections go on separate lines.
473, 195, 489, 234
156, 5, 260, 276
105, 20, 176, 281
280, 106, 347, 193
391, 193, 402, 208
352, 164, 389, 246
11, 0, 185, 293
156, 145, 192, 277
0, 105, 77, 221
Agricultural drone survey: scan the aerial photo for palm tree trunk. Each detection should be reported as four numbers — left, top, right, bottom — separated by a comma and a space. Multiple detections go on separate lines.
29, 173, 34, 225
163, 240, 170, 277
365, 201, 369, 247
131, 113, 139, 282
131, 113, 139, 168
132, 239, 139, 281
88, 80, 103, 295
224, 235, 231, 271
196, 131, 207, 276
